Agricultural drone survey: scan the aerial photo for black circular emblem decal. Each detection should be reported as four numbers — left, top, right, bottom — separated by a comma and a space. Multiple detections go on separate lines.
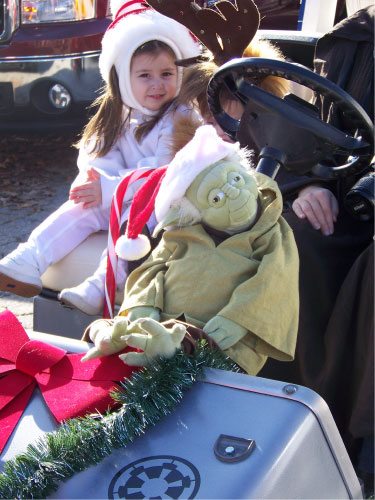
108, 455, 201, 499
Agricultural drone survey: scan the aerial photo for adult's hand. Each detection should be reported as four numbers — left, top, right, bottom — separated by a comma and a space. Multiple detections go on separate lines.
292, 184, 339, 236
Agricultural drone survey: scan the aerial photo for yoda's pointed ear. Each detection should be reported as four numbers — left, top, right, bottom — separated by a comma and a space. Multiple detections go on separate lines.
152, 207, 183, 237
153, 200, 202, 237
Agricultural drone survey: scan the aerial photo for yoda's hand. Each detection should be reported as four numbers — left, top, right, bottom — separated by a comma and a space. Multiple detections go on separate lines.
81, 316, 131, 362
119, 317, 186, 366
127, 306, 160, 323
203, 316, 247, 350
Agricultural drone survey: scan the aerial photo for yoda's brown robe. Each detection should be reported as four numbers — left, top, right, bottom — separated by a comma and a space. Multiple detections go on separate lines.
121, 172, 299, 375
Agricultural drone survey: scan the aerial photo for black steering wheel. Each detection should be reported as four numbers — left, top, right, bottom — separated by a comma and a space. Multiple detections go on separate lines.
207, 58, 374, 179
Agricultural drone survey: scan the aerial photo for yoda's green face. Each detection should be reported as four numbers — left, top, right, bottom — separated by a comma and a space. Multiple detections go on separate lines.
186, 160, 259, 233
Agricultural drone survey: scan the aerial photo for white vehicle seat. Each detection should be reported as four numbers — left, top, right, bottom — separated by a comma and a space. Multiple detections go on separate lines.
40, 231, 124, 305
35, 232, 124, 339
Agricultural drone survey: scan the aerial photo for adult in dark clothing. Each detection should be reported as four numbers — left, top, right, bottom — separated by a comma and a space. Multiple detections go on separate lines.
259, 208, 373, 407
259, 6, 374, 487
319, 242, 374, 454
313, 5, 374, 136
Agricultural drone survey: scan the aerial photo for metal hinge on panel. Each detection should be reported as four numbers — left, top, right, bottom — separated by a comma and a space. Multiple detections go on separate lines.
214, 434, 256, 463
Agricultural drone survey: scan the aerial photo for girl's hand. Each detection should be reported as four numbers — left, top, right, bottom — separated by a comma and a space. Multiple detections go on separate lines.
69, 168, 102, 208
292, 185, 339, 236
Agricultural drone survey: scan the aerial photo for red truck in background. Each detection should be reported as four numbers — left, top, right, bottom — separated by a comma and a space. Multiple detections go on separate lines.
0, 0, 112, 133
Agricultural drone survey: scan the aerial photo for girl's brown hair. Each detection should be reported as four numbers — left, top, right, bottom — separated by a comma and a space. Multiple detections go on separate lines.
77, 40, 178, 157
171, 40, 290, 156
177, 40, 290, 119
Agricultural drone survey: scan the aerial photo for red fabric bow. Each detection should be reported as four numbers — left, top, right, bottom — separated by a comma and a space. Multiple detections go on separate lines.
0, 310, 138, 455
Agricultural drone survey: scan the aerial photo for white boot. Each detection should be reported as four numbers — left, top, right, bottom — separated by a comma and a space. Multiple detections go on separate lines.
59, 277, 104, 316
0, 244, 42, 297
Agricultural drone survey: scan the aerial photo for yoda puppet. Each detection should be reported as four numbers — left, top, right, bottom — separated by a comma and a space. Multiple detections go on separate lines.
82, 125, 299, 375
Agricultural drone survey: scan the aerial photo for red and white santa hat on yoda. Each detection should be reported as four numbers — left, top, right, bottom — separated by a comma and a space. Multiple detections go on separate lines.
115, 124, 254, 260
99, 1, 201, 116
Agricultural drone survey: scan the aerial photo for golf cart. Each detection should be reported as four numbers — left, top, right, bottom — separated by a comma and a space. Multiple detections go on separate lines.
1, 1, 373, 498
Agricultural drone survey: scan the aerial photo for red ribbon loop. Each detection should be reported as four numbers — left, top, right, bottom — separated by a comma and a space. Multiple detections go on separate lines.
16, 339, 66, 377
0, 310, 138, 456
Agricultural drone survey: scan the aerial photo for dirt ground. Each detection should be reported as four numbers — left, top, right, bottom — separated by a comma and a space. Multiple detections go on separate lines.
0, 133, 79, 329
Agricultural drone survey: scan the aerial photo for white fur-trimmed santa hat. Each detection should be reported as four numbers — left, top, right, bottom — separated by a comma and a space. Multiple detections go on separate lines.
99, 1, 200, 116
115, 124, 253, 260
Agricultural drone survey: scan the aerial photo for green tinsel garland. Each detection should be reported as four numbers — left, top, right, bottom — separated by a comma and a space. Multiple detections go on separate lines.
0, 343, 239, 499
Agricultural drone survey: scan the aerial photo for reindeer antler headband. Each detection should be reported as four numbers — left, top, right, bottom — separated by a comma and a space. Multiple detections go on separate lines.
146, 0, 260, 65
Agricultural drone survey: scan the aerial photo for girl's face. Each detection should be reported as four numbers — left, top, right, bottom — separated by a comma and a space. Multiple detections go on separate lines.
130, 50, 178, 112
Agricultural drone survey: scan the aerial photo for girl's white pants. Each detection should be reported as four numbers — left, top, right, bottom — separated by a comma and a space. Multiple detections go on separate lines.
26, 198, 155, 291
28, 200, 110, 276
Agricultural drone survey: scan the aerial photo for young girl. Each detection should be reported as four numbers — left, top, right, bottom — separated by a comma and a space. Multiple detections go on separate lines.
67, 38, 294, 317
0, 0, 200, 313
